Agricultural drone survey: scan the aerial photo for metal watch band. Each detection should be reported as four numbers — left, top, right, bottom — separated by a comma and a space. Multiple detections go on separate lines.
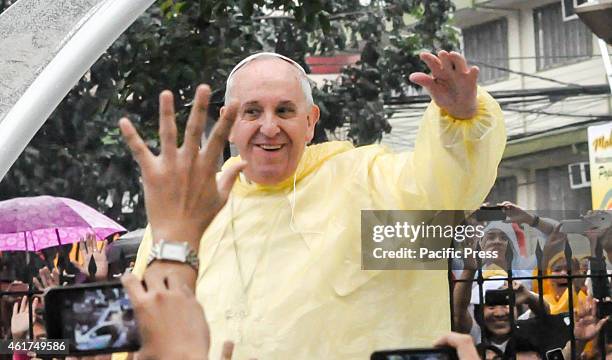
146, 240, 199, 272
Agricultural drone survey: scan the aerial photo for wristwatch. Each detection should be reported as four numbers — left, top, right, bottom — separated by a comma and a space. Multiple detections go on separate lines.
147, 240, 199, 272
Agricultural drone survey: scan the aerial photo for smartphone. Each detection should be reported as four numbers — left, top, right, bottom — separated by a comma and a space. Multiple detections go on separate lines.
546, 348, 564, 360
485, 289, 511, 306
474, 206, 506, 222
44, 281, 140, 356
584, 211, 612, 229
560, 219, 590, 234
371, 347, 458, 360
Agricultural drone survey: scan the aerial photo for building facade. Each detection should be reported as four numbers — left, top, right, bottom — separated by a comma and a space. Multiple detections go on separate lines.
383, 0, 612, 213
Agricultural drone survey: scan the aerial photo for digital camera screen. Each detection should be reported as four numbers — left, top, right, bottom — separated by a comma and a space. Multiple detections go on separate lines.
60, 286, 139, 351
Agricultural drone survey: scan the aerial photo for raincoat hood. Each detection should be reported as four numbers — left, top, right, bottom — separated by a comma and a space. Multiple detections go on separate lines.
484, 221, 520, 261
223, 141, 355, 194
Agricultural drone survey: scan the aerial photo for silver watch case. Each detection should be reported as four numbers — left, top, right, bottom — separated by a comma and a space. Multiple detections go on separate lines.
147, 240, 199, 271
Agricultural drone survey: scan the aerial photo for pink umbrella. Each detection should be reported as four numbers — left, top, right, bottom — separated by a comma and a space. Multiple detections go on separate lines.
0, 196, 126, 252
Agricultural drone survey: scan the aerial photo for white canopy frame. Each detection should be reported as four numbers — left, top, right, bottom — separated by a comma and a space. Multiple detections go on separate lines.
0, 0, 155, 180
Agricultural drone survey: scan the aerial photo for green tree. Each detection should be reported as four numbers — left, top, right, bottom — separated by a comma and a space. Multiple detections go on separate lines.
0, 0, 457, 230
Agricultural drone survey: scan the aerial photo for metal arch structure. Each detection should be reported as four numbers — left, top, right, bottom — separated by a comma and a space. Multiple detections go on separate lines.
0, 0, 156, 181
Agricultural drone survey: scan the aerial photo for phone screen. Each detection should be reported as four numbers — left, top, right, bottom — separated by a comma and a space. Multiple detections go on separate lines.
371, 347, 458, 360
45, 282, 140, 355
559, 220, 589, 234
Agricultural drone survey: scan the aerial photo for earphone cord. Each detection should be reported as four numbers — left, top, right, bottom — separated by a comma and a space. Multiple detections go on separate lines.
289, 171, 298, 234
288, 163, 323, 239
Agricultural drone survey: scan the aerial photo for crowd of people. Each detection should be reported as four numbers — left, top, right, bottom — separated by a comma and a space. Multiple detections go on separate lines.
0, 233, 137, 359
4, 205, 612, 359
452, 202, 612, 360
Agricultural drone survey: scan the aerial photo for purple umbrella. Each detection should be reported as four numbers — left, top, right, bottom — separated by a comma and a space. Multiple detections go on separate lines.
0, 196, 126, 252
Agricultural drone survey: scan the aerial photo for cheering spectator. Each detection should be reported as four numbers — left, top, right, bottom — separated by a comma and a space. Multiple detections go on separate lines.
32, 266, 60, 292
72, 234, 109, 282
540, 252, 587, 315
561, 296, 608, 359
10, 296, 41, 340
535, 225, 589, 315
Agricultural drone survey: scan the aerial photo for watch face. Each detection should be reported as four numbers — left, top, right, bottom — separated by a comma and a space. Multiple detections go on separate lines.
161, 243, 187, 262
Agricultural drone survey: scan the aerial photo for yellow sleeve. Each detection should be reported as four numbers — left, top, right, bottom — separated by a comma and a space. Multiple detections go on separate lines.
130, 225, 153, 278
110, 227, 153, 360
370, 87, 506, 210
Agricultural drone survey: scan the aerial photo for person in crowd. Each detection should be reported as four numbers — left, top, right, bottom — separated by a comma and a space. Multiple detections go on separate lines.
454, 203, 556, 298
454, 218, 551, 337
454, 269, 549, 351
533, 225, 590, 315
72, 234, 109, 282
117, 49, 506, 358
10, 296, 46, 360
584, 217, 612, 299
540, 251, 588, 315
479, 221, 527, 273
10, 296, 43, 341
561, 296, 609, 360
32, 266, 60, 292
480, 203, 556, 279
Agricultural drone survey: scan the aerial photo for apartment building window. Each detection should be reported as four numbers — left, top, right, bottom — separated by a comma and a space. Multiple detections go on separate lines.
463, 18, 509, 84
562, 0, 588, 19
536, 165, 592, 216
534, 2, 593, 71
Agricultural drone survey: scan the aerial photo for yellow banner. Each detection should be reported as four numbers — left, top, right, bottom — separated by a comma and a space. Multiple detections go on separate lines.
588, 122, 612, 210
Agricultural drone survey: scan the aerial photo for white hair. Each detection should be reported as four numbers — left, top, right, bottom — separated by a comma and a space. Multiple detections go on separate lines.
224, 52, 314, 106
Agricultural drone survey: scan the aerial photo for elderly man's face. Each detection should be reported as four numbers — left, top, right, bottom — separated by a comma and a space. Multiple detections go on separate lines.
223, 58, 319, 185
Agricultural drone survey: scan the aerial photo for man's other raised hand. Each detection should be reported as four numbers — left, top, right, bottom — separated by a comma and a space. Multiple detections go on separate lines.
409, 51, 479, 120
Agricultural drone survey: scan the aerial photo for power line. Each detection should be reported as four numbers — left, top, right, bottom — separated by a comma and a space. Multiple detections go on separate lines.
469, 55, 600, 61
507, 118, 612, 141
469, 60, 582, 87
385, 84, 610, 105
502, 107, 612, 119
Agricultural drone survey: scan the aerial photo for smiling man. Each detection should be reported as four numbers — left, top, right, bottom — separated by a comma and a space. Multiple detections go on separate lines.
223, 53, 319, 184
128, 51, 506, 359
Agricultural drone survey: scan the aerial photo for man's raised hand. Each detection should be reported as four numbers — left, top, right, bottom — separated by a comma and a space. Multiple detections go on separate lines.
119, 85, 247, 248
409, 51, 479, 120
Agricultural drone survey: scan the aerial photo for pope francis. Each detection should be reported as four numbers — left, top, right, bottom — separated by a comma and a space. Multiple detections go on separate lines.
120, 50, 506, 359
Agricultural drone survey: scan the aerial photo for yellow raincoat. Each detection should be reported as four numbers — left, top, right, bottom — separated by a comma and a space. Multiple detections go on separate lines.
126, 88, 505, 359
